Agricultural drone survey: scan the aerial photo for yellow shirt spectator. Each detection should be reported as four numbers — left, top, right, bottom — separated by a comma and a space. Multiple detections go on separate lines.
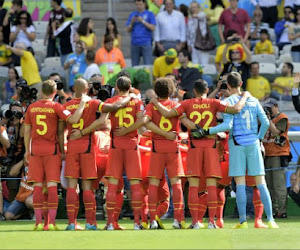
254, 39, 274, 54
247, 76, 271, 100
272, 76, 293, 95
21, 51, 41, 86
0, 44, 12, 65
80, 33, 96, 49
153, 49, 180, 78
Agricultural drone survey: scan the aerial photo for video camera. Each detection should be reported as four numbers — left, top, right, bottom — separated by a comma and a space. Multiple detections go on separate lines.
263, 107, 272, 117
55, 79, 64, 90
16, 79, 38, 101
92, 82, 113, 101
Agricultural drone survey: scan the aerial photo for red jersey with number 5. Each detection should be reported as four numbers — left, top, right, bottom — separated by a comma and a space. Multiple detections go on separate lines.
102, 95, 144, 139
144, 99, 179, 140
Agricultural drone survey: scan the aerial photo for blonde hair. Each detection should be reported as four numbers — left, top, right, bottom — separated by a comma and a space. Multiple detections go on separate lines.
42, 79, 56, 96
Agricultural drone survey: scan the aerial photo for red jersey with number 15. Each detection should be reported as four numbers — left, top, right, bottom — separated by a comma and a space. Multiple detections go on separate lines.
101, 95, 144, 138
144, 99, 179, 140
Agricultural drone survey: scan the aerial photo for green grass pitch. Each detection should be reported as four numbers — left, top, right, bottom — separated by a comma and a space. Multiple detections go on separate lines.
0, 218, 300, 249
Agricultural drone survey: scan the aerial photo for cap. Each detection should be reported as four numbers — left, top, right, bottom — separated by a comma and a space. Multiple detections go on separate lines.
164, 48, 177, 58
263, 98, 278, 108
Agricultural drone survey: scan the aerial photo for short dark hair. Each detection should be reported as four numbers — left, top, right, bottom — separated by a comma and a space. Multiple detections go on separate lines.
154, 77, 174, 98
117, 76, 131, 92
285, 62, 294, 74
193, 79, 208, 94
104, 35, 114, 44
250, 61, 259, 68
284, 6, 293, 12
227, 72, 242, 88
0, 0, 4, 7
49, 72, 60, 78
226, 29, 237, 38
86, 50, 95, 62
53, 0, 62, 6
12, 0, 22, 7
117, 70, 130, 79
179, 49, 189, 58
164, 0, 174, 4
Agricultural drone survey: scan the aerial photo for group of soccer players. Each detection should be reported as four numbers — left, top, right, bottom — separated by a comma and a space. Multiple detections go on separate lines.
23, 71, 279, 231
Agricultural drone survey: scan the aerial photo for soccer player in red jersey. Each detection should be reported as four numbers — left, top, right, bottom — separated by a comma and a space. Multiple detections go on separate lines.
70, 76, 145, 230
24, 79, 89, 231
115, 78, 186, 229
59, 79, 132, 231
150, 79, 249, 229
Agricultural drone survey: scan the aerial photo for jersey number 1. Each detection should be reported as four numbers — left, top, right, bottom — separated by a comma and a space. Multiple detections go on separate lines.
241, 110, 251, 130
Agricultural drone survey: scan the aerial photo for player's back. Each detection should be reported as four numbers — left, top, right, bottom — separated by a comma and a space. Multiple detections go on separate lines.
64, 98, 100, 140
145, 99, 179, 140
226, 95, 261, 145
106, 95, 143, 138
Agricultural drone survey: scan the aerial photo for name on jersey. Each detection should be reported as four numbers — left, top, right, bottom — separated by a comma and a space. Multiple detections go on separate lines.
65, 103, 90, 110
31, 107, 55, 113
193, 104, 210, 109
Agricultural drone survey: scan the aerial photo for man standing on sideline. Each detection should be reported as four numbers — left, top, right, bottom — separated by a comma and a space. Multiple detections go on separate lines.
126, 0, 156, 66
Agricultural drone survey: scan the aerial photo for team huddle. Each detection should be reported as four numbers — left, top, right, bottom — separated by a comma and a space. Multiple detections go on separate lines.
24, 72, 279, 231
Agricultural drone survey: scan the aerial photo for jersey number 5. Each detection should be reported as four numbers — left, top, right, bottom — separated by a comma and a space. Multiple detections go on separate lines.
36, 115, 47, 135
115, 107, 134, 128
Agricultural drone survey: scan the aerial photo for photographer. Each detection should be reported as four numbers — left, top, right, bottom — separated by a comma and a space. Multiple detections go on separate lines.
49, 72, 71, 104
0, 119, 10, 220
262, 98, 291, 218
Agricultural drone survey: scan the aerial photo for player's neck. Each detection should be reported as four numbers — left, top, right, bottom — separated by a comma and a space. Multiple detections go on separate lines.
231, 88, 242, 95
74, 93, 83, 98
158, 97, 168, 101
119, 91, 129, 96
196, 94, 207, 99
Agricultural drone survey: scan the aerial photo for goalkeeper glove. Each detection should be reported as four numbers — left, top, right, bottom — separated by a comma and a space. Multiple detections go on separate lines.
191, 125, 209, 139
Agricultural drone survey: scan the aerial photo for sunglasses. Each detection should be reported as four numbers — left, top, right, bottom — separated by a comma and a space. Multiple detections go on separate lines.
20, 17, 27, 20
91, 74, 102, 78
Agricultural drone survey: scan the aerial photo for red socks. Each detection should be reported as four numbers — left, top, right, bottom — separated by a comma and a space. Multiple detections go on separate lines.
33, 186, 43, 225
83, 190, 95, 225
131, 183, 142, 224
47, 186, 58, 225
198, 192, 207, 222
188, 186, 199, 224
114, 190, 124, 222
207, 186, 217, 223
157, 200, 169, 218
172, 183, 184, 222
106, 183, 118, 224
148, 184, 158, 221
216, 188, 225, 220
42, 193, 49, 226
253, 188, 264, 221
141, 194, 148, 223
66, 188, 77, 224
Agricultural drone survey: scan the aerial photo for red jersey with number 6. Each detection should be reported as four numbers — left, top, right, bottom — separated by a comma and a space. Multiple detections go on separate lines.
101, 95, 144, 139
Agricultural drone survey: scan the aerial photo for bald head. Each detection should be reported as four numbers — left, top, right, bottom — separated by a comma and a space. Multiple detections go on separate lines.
74, 78, 88, 96
145, 89, 156, 99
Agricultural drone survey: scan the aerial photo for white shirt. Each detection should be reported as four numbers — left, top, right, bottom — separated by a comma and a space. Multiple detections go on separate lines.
11, 25, 36, 48
154, 10, 186, 43
279, 21, 292, 43
285, 0, 300, 7
83, 63, 101, 80
250, 0, 277, 7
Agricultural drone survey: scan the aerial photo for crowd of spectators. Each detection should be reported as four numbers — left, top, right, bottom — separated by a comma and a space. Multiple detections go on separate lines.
0, 0, 300, 221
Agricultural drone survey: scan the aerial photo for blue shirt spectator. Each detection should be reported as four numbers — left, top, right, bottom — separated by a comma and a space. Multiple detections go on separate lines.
126, 0, 156, 66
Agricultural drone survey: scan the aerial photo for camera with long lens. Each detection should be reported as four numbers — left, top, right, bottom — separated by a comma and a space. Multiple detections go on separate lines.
220, 80, 228, 90
55, 79, 64, 90
17, 79, 38, 101
263, 107, 272, 117
92, 81, 101, 91
97, 85, 113, 101
225, 37, 239, 44
0, 109, 13, 119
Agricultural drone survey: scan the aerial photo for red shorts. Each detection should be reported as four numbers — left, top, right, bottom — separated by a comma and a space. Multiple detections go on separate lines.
92, 153, 108, 190
148, 152, 184, 179
105, 148, 142, 180
186, 147, 221, 179
28, 154, 61, 183
218, 160, 232, 187
65, 150, 97, 180
246, 176, 256, 187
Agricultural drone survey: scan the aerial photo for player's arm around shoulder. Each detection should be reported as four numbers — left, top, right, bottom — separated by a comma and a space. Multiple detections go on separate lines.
67, 95, 91, 124
101, 94, 134, 112
150, 97, 178, 118
225, 91, 251, 114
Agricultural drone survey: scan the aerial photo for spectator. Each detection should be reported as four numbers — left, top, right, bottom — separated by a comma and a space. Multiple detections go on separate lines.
251, 1, 278, 28
207, 0, 225, 46
83, 50, 101, 81
263, 98, 290, 218
288, 173, 300, 208
218, 0, 251, 44
44, 0, 66, 57
292, 72, 300, 113
220, 38, 251, 89
53, 9, 75, 66
3, 67, 19, 104
3, 0, 23, 28
288, 8, 300, 62
148, 0, 163, 15
215, 29, 245, 74
250, 8, 270, 49
95, 35, 126, 82
271, 62, 293, 101
6, 42, 41, 90
75, 17, 97, 51
10, 11, 35, 50
126, 0, 156, 66
154, 0, 186, 55
179, 4, 189, 24
187, 1, 211, 65
102, 18, 122, 49
254, 29, 274, 54
64, 41, 87, 90
175, 50, 202, 92
0, 31, 12, 67
275, 6, 293, 50
246, 62, 271, 101
153, 48, 179, 80
0, 0, 10, 44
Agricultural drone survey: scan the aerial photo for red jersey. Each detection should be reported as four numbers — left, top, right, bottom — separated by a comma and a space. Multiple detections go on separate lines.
102, 95, 144, 138
24, 100, 71, 155
144, 99, 179, 140
63, 98, 104, 141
